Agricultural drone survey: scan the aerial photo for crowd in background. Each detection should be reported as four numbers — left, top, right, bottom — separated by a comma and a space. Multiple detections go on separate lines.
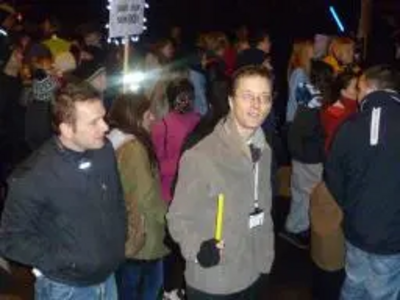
1, 1, 400, 300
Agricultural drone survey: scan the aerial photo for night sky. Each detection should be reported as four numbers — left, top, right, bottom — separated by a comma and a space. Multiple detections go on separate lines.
14, 0, 361, 39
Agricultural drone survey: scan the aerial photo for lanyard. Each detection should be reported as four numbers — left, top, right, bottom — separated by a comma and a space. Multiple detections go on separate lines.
248, 143, 261, 210
253, 162, 260, 209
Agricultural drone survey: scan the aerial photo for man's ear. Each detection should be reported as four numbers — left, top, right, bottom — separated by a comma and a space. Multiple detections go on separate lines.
59, 122, 73, 139
228, 96, 234, 110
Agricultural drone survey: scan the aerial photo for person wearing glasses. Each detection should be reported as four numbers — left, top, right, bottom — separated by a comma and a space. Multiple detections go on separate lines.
167, 65, 275, 299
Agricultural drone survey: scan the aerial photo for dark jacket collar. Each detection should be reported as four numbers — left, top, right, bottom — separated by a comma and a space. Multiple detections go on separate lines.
53, 137, 89, 163
360, 90, 400, 111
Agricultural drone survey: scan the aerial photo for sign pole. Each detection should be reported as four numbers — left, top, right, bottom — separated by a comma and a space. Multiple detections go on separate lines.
108, 0, 148, 92
123, 37, 130, 93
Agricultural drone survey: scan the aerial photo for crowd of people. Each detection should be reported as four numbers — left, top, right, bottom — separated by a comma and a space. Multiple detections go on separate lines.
0, 2, 400, 300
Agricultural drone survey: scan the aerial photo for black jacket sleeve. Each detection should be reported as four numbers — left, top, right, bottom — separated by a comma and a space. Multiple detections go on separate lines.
288, 106, 325, 163
0, 177, 49, 267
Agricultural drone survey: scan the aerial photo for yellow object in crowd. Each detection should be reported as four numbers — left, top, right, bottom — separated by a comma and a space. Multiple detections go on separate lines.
215, 194, 225, 242
43, 35, 71, 58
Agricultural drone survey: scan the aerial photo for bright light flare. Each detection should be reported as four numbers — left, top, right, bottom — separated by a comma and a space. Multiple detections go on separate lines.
123, 72, 146, 85
129, 84, 141, 92
123, 71, 148, 92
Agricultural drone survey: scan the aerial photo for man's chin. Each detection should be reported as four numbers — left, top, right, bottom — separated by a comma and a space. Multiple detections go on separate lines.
246, 120, 264, 129
89, 140, 106, 150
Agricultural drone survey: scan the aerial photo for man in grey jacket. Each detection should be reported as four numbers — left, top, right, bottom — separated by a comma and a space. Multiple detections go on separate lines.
168, 65, 274, 299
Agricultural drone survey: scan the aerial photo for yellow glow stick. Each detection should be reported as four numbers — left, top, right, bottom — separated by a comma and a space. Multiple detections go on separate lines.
215, 193, 225, 241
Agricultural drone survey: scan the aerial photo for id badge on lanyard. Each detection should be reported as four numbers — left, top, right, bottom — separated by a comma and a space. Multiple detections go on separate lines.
248, 162, 264, 229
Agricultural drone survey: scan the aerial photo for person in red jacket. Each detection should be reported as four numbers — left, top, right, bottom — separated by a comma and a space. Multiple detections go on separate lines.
321, 71, 359, 153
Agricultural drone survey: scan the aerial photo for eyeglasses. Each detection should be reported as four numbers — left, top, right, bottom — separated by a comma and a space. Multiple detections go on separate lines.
236, 92, 272, 104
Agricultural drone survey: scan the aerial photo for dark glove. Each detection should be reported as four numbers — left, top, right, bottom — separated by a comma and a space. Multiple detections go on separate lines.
196, 239, 220, 268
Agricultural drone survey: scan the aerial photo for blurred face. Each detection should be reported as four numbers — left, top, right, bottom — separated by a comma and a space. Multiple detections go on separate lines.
337, 44, 354, 65
60, 100, 109, 151
3, 49, 23, 77
306, 45, 315, 61
259, 36, 272, 54
171, 27, 181, 40
90, 72, 107, 93
216, 47, 225, 58
236, 26, 248, 40
84, 32, 102, 47
20, 35, 31, 50
314, 34, 329, 58
357, 75, 376, 102
41, 19, 53, 36
341, 77, 358, 100
237, 40, 250, 53
229, 75, 272, 138
161, 43, 174, 60
142, 110, 156, 132
34, 57, 55, 75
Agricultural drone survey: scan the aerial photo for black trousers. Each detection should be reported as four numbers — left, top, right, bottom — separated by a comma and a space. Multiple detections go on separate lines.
163, 229, 186, 292
186, 275, 267, 300
312, 263, 345, 300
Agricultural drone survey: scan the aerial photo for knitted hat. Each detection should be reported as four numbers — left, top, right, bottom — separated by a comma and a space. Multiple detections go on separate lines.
32, 69, 58, 102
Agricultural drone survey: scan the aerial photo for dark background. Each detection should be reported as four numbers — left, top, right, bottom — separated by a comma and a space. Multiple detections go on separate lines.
10, 0, 397, 122
13, 0, 361, 39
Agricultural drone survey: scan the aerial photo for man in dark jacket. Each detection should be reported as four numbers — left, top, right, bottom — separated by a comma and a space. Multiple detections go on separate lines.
325, 65, 400, 300
0, 81, 127, 300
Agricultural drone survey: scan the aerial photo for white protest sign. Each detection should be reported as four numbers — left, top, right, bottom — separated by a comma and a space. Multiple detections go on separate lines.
109, 0, 145, 39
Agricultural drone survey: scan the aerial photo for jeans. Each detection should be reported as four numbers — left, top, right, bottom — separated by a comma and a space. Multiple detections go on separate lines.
116, 259, 163, 300
286, 160, 322, 233
35, 274, 117, 300
341, 242, 400, 300
186, 275, 266, 300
